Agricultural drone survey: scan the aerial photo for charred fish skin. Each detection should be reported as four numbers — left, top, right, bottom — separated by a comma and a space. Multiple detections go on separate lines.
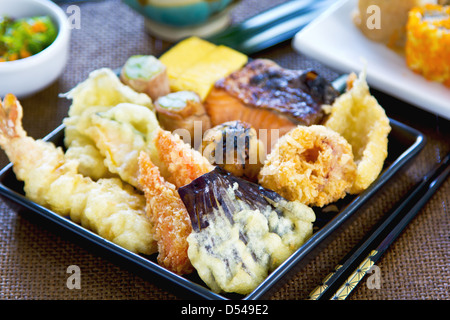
214, 59, 340, 126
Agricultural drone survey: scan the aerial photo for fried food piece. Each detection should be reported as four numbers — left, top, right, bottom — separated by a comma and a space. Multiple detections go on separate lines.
178, 167, 315, 294
61, 68, 153, 117
325, 71, 391, 194
85, 103, 162, 189
155, 129, 214, 189
200, 121, 265, 182
61, 68, 154, 180
0, 94, 157, 255
258, 125, 356, 207
63, 106, 115, 180
138, 152, 193, 275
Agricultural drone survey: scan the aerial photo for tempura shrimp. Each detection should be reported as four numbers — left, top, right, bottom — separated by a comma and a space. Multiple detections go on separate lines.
155, 129, 214, 189
138, 151, 193, 275
0, 94, 157, 255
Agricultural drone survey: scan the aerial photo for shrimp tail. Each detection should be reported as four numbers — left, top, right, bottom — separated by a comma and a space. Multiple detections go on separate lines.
0, 94, 27, 147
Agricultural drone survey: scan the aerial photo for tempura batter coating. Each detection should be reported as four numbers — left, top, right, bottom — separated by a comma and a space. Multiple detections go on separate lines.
0, 94, 157, 255
63, 106, 114, 180
258, 125, 356, 207
155, 129, 214, 189
61, 68, 154, 181
85, 103, 162, 189
179, 167, 315, 294
325, 71, 391, 194
61, 68, 153, 117
138, 152, 193, 275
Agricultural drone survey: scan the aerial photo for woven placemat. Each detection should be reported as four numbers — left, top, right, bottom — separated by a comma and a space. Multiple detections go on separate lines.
0, 0, 448, 300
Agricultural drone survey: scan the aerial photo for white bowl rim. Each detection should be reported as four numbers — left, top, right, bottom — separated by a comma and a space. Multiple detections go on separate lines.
0, 0, 70, 72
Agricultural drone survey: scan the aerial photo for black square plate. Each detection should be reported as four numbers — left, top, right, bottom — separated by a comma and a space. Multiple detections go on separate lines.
0, 117, 425, 300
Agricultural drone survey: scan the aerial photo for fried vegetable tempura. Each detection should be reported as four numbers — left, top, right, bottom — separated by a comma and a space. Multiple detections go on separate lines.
179, 167, 315, 294
63, 106, 114, 180
0, 94, 157, 255
258, 125, 356, 207
85, 103, 162, 189
325, 71, 391, 194
61, 68, 154, 181
62, 68, 153, 117
138, 152, 193, 275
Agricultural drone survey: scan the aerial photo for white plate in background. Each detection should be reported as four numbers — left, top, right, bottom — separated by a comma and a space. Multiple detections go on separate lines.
292, 0, 450, 120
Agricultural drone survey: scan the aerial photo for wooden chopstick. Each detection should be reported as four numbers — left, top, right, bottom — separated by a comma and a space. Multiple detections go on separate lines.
308, 152, 450, 300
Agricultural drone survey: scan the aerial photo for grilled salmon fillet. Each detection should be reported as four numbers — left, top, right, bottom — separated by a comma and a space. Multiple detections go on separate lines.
204, 59, 340, 151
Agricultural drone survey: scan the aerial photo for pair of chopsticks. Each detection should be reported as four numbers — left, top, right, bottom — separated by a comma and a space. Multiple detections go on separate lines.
207, 0, 337, 55
308, 152, 450, 300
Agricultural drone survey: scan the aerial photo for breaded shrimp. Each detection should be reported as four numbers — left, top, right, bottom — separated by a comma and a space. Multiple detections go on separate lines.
0, 94, 157, 255
155, 129, 214, 188
138, 151, 193, 275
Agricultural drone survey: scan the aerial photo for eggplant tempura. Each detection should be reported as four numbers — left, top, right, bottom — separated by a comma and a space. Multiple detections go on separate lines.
178, 167, 315, 295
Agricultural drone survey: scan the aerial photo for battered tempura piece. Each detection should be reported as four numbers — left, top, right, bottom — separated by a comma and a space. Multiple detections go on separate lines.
325, 71, 391, 194
138, 152, 193, 275
258, 125, 357, 207
62, 68, 153, 117
63, 106, 114, 180
0, 94, 157, 255
61, 68, 153, 181
178, 167, 315, 294
84, 103, 162, 189
155, 129, 214, 189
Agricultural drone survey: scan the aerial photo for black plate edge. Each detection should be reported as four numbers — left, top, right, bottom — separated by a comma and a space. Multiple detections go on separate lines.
0, 118, 426, 300
244, 118, 427, 300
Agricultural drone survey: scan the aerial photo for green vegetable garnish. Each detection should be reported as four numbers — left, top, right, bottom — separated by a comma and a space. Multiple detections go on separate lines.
0, 15, 57, 62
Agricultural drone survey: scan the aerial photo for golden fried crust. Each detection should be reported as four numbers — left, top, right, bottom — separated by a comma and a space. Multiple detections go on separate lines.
325, 72, 391, 194
138, 151, 193, 275
258, 125, 356, 207
155, 129, 214, 188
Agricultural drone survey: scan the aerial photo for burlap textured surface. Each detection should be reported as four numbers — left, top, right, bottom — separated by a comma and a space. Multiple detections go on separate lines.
0, 0, 448, 300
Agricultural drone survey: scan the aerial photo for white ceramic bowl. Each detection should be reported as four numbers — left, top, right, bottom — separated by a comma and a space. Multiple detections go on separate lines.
0, 0, 70, 98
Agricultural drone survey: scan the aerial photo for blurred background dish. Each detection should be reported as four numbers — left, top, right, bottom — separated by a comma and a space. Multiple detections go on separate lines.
123, 0, 240, 41
0, 0, 70, 98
